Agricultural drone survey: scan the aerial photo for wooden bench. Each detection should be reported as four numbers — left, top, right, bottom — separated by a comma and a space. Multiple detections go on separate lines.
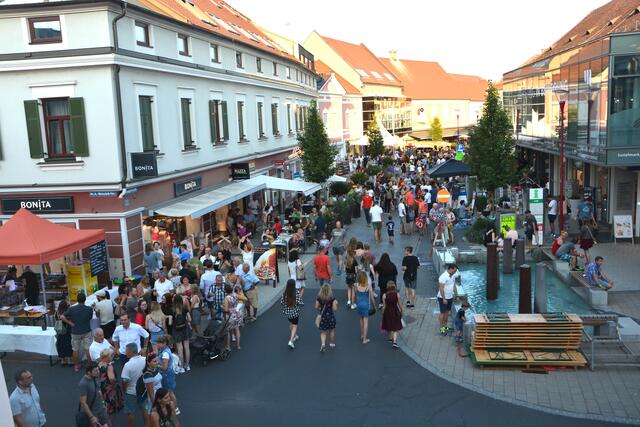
570, 271, 608, 306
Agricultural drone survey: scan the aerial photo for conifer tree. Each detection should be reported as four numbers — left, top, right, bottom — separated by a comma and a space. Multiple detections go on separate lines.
297, 100, 337, 183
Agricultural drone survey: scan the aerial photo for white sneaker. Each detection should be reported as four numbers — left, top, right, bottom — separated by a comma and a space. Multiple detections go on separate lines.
293, 335, 299, 342
347, 300, 352, 306
185, 365, 191, 372
288, 341, 295, 349
176, 367, 185, 374
351, 303, 356, 309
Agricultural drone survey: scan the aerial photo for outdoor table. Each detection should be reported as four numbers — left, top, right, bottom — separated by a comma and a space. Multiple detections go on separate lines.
0, 324, 57, 365
0, 307, 47, 327
271, 234, 292, 262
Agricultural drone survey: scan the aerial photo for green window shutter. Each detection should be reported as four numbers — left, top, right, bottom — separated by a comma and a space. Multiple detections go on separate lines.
221, 101, 229, 141
180, 98, 192, 147
237, 101, 244, 139
69, 97, 89, 156
209, 100, 219, 144
24, 100, 44, 159
257, 102, 264, 137
271, 103, 278, 135
139, 96, 155, 151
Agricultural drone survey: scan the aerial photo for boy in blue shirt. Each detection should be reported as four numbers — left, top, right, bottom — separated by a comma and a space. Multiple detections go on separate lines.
385, 216, 395, 245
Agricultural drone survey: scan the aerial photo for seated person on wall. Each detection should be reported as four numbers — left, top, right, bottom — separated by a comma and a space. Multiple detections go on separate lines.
551, 231, 568, 256
585, 256, 614, 291
555, 237, 582, 271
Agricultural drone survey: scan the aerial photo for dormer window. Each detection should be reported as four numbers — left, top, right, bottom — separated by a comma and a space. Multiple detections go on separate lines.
28, 16, 62, 44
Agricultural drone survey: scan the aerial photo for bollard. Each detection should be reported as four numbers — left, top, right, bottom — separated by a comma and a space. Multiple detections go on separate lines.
534, 262, 548, 313
503, 238, 513, 274
515, 238, 525, 270
519, 264, 532, 314
486, 243, 498, 300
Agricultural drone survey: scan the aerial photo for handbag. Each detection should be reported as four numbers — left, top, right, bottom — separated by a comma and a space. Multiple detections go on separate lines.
315, 303, 326, 328
368, 305, 376, 316
54, 317, 67, 335
296, 261, 306, 281
75, 379, 98, 427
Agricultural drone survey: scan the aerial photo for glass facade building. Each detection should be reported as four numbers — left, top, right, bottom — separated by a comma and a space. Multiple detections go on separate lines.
503, 32, 640, 235
362, 96, 412, 135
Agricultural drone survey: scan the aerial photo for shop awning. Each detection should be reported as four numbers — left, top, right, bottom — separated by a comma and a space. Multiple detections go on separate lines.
426, 159, 471, 178
155, 180, 266, 219
0, 208, 105, 264
246, 175, 321, 196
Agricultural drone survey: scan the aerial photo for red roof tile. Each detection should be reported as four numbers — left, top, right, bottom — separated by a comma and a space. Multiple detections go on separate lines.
379, 58, 487, 101
315, 60, 361, 95
134, 0, 299, 63
317, 34, 403, 87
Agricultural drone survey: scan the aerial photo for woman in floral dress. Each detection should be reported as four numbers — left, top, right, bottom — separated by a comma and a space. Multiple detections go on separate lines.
223, 284, 245, 351
315, 284, 338, 352
97, 347, 124, 424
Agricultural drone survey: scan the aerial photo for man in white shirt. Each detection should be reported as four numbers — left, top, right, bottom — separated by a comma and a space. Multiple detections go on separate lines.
153, 272, 173, 303
200, 259, 221, 318
398, 199, 406, 235
92, 292, 116, 339
504, 225, 519, 243
199, 247, 214, 264
547, 196, 558, 237
437, 264, 459, 335
89, 328, 114, 361
121, 343, 148, 427
369, 201, 384, 244
111, 314, 149, 365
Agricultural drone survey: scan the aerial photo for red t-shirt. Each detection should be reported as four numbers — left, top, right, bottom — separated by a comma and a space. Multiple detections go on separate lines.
551, 239, 561, 256
405, 192, 415, 207
314, 253, 331, 279
274, 222, 282, 235
361, 195, 373, 209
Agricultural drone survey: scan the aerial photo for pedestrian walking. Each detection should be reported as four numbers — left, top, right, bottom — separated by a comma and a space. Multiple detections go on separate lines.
54, 299, 73, 366
77, 361, 109, 427
374, 253, 398, 308
370, 201, 384, 244
150, 388, 181, 427
579, 219, 596, 263
172, 295, 191, 372
156, 336, 179, 415
288, 250, 306, 299
437, 264, 459, 335
313, 246, 332, 285
361, 191, 373, 226
330, 220, 347, 274
281, 279, 303, 349
385, 216, 395, 244
121, 343, 148, 427
223, 284, 245, 350
60, 291, 94, 372
315, 284, 338, 352
97, 347, 124, 425
402, 246, 419, 308
10, 369, 46, 427
397, 198, 407, 235
355, 271, 375, 344
345, 250, 357, 309
381, 281, 403, 349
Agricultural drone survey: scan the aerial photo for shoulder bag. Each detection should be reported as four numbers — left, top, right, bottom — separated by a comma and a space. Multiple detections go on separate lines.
296, 260, 306, 281
315, 303, 326, 329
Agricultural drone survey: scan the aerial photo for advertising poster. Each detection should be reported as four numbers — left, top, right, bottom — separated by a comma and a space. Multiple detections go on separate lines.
253, 247, 277, 281
529, 188, 544, 246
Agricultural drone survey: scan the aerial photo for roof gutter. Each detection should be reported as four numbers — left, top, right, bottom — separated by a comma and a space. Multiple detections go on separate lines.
112, 2, 128, 188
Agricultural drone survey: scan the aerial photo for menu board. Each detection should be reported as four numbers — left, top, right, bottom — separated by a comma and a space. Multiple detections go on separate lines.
613, 215, 633, 240
89, 240, 108, 277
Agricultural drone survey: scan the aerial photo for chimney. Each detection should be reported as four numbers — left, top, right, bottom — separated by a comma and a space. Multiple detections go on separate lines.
389, 50, 397, 61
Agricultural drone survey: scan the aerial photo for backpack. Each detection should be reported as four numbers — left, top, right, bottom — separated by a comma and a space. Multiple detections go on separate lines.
174, 313, 187, 330
135, 372, 148, 399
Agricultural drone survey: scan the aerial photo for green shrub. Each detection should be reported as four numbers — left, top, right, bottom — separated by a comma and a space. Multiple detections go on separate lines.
366, 164, 383, 176
381, 157, 393, 168
475, 195, 488, 212
465, 217, 494, 244
350, 171, 369, 186
330, 181, 351, 196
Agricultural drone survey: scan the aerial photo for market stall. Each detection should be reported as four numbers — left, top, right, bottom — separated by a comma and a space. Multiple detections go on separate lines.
0, 208, 106, 323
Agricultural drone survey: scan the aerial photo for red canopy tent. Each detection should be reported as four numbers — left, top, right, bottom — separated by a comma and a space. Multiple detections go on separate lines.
0, 208, 106, 309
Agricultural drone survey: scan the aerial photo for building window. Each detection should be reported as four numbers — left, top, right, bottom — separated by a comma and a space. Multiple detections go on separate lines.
210, 44, 219, 63
287, 104, 292, 134
135, 21, 150, 47
256, 57, 262, 73
43, 98, 73, 157
273, 62, 278, 76
180, 98, 194, 149
209, 100, 229, 144
28, 16, 62, 44
139, 96, 155, 151
237, 100, 246, 140
271, 103, 279, 136
257, 101, 265, 138
236, 51, 243, 68
286, 66, 291, 79
177, 34, 189, 56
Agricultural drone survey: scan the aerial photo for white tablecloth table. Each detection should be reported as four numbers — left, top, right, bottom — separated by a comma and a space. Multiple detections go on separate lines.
0, 325, 57, 358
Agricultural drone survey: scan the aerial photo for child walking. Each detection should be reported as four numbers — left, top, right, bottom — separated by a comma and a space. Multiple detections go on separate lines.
454, 302, 469, 343
385, 216, 395, 245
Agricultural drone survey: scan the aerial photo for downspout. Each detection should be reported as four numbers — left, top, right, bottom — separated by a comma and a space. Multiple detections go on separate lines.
113, 2, 128, 187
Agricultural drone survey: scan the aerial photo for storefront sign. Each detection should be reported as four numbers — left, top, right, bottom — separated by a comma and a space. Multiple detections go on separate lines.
89, 240, 109, 277
131, 152, 158, 178
529, 188, 544, 245
230, 163, 250, 180
89, 192, 117, 197
274, 160, 286, 166
607, 148, 640, 166
499, 213, 516, 235
1, 196, 74, 214
174, 176, 202, 197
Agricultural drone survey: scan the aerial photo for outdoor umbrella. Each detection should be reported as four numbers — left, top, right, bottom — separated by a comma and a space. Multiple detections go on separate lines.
426, 159, 470, 178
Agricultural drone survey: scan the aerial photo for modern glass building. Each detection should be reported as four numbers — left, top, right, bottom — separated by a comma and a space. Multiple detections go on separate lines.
502, 0, 640, 236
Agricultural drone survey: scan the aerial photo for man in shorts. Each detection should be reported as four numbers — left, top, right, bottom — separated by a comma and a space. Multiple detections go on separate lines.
121, 343, 148, 427
402, 246, 419, 308
240, 263, 260, 321
61, 292, 94, 372
397, 197, 407, 235
370, 200, 384, 244
437, 264, 459, 335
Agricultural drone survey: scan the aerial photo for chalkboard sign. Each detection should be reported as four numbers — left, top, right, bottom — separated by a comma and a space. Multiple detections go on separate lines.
89, 240, 108, 277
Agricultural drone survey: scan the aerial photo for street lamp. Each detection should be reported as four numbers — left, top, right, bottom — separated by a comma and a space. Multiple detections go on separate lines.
553, 87, 569, 231
454, 108, 461, 143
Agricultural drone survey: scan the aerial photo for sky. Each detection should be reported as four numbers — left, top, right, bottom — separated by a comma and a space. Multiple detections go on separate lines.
227, 0, 610, 81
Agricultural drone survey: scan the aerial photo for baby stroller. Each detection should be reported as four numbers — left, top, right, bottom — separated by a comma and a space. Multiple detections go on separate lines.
190, 317, 230, 366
